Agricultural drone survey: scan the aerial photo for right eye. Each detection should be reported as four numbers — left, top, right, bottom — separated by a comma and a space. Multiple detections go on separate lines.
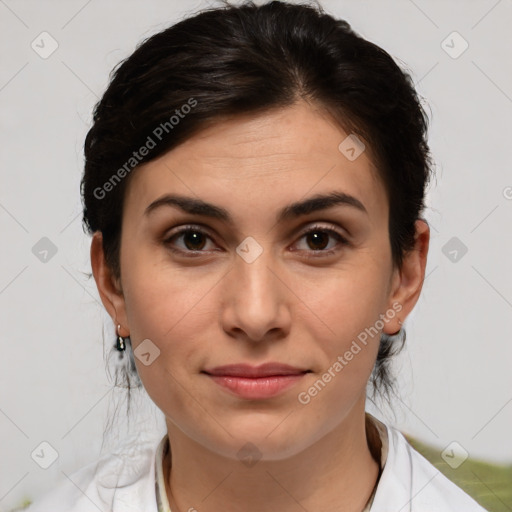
163, 225, 219, 255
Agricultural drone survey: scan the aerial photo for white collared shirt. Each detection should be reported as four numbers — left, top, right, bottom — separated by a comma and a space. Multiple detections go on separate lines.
23, 413, 488, 512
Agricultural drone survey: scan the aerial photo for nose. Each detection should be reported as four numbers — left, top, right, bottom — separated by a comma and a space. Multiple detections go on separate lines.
220, 249, 292, 343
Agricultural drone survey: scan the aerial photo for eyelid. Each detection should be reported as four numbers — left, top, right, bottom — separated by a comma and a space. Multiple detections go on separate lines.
165, 223, 216, 239
295, 221, 349, 239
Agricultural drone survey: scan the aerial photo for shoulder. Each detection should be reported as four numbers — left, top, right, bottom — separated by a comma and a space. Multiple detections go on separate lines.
370, 418, 489, 511
23, 435, 160, 512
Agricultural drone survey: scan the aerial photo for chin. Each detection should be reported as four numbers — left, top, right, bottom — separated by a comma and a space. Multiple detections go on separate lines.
204, 418, 311, 462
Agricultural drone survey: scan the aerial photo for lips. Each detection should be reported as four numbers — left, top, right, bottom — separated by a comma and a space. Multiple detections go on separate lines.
202, 363, 312, 399
202, 362, 311, 378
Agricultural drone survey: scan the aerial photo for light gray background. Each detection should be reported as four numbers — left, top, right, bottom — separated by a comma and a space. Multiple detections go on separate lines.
1, 0, 511, 510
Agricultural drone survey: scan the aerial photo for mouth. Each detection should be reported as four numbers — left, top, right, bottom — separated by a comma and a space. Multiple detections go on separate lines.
202, 362, 312, 378
202, 363, 312, 400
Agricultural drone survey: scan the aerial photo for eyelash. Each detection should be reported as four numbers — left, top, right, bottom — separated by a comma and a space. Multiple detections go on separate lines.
163, 223, 349, 259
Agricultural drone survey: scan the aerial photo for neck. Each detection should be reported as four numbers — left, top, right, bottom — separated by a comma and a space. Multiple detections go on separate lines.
162, 400, 380, 512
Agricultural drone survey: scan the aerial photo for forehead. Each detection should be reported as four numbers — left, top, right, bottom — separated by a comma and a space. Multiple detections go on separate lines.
123, 102, 387, 224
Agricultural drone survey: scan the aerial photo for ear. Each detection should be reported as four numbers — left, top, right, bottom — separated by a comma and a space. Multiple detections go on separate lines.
90, 231, 130, 337
383, 219, 430, 335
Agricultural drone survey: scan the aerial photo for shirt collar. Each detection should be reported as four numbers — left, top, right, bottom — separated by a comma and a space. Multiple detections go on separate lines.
155, 434, 172, 512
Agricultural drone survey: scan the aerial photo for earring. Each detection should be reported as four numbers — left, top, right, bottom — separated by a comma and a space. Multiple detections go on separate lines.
116, 324, 126, 352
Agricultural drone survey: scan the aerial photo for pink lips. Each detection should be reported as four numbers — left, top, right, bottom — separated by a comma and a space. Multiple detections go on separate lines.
202, 363, 310, 400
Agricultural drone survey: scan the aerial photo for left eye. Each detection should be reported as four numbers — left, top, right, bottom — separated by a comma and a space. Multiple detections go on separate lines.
293, 227, 348, 254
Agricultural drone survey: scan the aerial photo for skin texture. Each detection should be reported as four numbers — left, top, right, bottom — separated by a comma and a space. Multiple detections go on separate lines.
91, 101, 429, 512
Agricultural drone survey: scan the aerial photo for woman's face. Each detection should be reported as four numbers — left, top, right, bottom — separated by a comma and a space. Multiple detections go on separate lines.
93, 101, 428, 460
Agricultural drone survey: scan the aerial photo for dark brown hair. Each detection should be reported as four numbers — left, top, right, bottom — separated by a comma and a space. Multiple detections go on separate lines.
81, 0, 434, 416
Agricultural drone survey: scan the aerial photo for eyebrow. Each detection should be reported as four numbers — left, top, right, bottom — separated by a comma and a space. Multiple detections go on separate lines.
144, 191, 368, 223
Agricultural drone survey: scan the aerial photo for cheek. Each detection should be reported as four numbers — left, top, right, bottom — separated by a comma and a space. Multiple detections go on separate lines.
121, 268, 212, 416
289, 258, 390, 404
294, 258, 390, 343
294, 277, 384, 418
121, 253, 218, 370
121, 240, 205, 339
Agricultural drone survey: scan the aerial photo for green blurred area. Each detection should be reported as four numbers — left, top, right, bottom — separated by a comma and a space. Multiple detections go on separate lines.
405, 434, 512, 512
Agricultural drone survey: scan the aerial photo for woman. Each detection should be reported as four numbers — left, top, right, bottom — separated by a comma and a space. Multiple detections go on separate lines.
24, 1, 488, 511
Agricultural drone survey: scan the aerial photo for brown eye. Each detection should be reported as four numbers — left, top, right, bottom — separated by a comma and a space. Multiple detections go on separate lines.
306, 231, 330, 250
182, 231, 207, 250
163, 226, 217, 254
292, 225, 349, 258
